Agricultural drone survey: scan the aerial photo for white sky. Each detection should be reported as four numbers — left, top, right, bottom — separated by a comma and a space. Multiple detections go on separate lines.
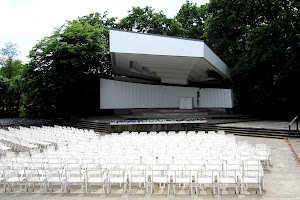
0, 0, 209, 63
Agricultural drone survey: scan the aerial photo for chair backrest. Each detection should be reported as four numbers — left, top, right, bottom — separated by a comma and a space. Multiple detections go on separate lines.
242, 169, 262, 182
66, 169, 85, 181
107, 169, 125, 183
173, 170, 191, 183
25, 169, 45, 180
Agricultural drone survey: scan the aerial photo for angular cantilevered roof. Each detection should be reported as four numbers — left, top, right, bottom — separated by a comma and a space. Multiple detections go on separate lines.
109, 29, 230, 85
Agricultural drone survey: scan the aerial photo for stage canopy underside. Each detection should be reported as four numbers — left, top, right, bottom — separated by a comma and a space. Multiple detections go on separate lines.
109, 29, 230, 86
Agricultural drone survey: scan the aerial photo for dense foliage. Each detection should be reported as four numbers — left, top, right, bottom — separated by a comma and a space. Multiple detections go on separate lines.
0, 0, 299, 119
0, 42, 25, 117
21, 13, 116, 118
205, 0, 300, 116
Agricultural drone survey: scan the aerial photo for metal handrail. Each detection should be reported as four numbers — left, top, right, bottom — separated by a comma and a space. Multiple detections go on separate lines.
289, 116, 299, 138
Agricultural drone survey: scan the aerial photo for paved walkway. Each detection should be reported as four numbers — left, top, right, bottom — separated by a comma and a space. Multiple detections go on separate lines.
217, 120, 300, 161
217, 120, 298, 131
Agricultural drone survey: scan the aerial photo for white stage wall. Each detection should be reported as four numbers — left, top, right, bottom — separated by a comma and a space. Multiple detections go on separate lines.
100, 79, 233, 109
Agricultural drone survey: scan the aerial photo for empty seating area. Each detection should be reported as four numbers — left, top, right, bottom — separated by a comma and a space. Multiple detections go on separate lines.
0, 126, 271, 195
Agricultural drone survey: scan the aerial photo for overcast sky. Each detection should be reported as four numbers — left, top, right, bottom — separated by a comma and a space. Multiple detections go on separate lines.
0, 0, 209, 62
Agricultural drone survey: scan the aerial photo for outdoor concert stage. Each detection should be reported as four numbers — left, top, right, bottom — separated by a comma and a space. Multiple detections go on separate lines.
100, 30, 233, 111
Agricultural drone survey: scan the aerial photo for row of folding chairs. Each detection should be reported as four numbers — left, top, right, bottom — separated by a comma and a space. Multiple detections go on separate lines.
0, 164, 263, 195
0, 126, 99, 152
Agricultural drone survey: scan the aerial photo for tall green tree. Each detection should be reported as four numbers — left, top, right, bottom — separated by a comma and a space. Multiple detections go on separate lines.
22, 13, 116, 118
117, 6, 185, 37
205, 0, 300, 116
0, 42, 24, 117
175, 1, 209, 39
0, 42, 21, 79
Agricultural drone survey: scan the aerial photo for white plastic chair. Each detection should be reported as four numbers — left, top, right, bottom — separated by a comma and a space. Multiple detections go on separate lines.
195, 169, 216, 195
240, 168, 262, 195
107, 169, 126, 194
25, 169, 47, 192
172, 170, 192, 195
65, 169, 86, 193
3, 169, 26, 192
218, 169, 239, 194
85, 169, 106, 194
128, 169, 146, 193
150, 169, 170, 194
46, 169, 66, 193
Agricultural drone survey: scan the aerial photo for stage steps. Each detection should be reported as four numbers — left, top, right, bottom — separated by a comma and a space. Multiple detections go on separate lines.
72, 120, 110, 133
129, 108, 253, 120
72, 117, 300, 138
194, 123, 300, 139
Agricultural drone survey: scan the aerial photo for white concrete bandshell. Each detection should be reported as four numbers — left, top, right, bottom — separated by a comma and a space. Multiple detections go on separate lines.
110, 29, 230, 85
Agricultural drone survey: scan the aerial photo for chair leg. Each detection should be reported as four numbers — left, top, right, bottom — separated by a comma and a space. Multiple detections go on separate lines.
25, 182, 28, 192
81, 184, 84, 193
106, 183, 110, 194
241, 183, 244, 194
173, 183, 175, 195
259, 183, 262, 195
123, 183, 127, 194
44, 183, 47, 193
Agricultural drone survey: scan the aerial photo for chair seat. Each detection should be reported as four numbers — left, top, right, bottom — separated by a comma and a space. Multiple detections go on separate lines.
109, 177, 124, 183
67, 177, 84, 183
219, 178, 236, 184
87, 177, 104, 183
7, 177, 25, 182
131, 177, 145, 183
175, 177, 190, 183
27, 177, 46, 182
241, 178, 259, 184
153, 177, 168, 183
197, 178, 213, 184
48, 177, 65, 183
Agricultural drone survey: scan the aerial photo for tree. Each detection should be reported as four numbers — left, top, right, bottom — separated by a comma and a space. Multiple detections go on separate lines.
0, 42, 24, 117
0, 42, 21, 79
205, 0, 300, 116
117, 6, 185, 37
175, 1, 209, 39
22, 13, 116, 118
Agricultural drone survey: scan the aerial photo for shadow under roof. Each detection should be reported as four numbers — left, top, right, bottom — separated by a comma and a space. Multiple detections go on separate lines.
109, 29, 230, 85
